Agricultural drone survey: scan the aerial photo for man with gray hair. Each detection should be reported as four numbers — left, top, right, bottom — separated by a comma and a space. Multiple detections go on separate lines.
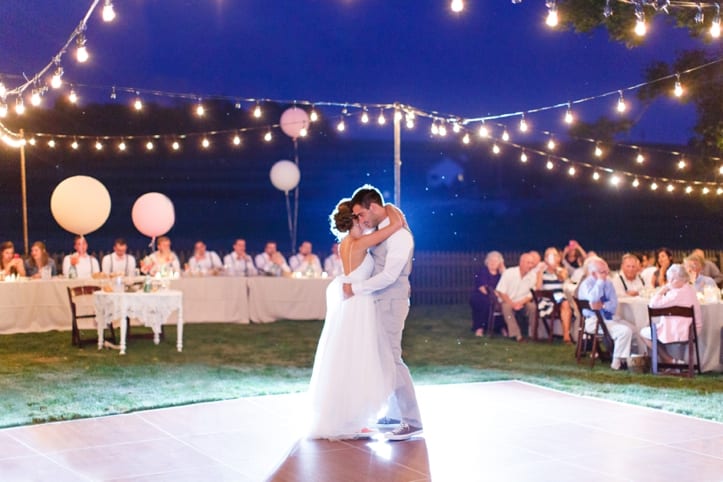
495, 253, 537, 342
612, 253, 645, 297
691, 249, 723, 287
577, 257, 633, 370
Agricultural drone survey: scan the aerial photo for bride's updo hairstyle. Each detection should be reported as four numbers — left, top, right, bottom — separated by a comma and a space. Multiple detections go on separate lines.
330, 199, 354, 240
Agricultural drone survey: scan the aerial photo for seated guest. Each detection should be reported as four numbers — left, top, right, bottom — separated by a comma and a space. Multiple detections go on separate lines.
684, 254, 717, 293
255, 241, 291, 276
223, 238, 258, 276
289, 241, 322, 276
578, 257, 633, 370
141, 236, 181, 275
651, 247, 674, 288
187, 240, 223, 274
639, 251, 657, 288
691, 249, 723, 287
612, 253, 645, 297
562, 240, 586, 277
535, 247, 572, 343
495, 253, 537, 342
323, 243, 343, 277
642, 264, 702, 364
25, 241, 57, 279
101, 238, 137, 277
62, 236, 100, 278
469, 251, 505, 337
1, 241, 27, 277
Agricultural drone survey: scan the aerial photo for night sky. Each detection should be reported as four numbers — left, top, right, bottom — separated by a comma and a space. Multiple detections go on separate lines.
0, 1, 720, 255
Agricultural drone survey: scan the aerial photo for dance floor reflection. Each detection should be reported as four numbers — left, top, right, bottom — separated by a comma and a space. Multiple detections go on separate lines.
1, 381, 721, 481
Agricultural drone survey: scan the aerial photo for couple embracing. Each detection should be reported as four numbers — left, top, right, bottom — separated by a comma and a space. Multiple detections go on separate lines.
307, 185, 423, 441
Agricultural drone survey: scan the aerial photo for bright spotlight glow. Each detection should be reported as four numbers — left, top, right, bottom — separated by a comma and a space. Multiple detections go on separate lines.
634, 19, 647, 36
632, 178, 640, 188
233, 135, 241, 145
451, 0, 464, 13
201, 138, 210, 148
253, 104, 262, 118
636, 153, 645, 163
145, 141, 154, 151
520, 151, 528, 163
95, 140, 103, 150
592, 171, 600, 181
196, 103, 205, 117
118, 141, 126, 151
69, 90, 78, 104
264, 131, 273, 141
492, 143, 500, 154
568, 166, 576, 176
172, 141, 180, 151
134, 98, 143, 111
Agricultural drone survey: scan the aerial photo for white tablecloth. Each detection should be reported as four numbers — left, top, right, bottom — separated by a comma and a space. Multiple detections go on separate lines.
618, 297, 723, 373
247, 277, 332, 323
94, 290, 183, 354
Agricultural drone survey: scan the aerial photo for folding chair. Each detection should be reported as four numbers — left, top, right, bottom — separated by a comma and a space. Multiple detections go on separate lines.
531, 289, 561, 342
647, 305, 701, 377
67, 285, 117, 348
573, 298, 614, 367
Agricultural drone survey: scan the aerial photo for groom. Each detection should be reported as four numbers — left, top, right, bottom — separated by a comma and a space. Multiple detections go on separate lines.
343, 185, 423, 441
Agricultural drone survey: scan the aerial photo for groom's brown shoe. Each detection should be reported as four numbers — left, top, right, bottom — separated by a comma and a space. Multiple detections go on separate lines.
385, 423, 423, 441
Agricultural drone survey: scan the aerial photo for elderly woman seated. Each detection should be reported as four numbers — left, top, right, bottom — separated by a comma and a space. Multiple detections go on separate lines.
642, 264, 703, 364
469, 251, 505, 336
683, 254, 717, 294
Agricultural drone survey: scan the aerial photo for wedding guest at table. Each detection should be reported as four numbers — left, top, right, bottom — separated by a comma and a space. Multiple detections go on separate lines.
495, 252, 537, 342
25, 241, 56, 279
562, 240, 586, 277
578, 257, 633, 370
255, 241, 290, 276
469, 250, 505, 337
691, 249, 723, 287
323, 243, 343, 278
1, 241, 27, 277
640, 250, 657, 288
141, 236, 181, 275
289, 241, 322, 276
62, 236, 100, 278
684, 254, 717, 294
535, 247, 572, 343
223, 238, 258, 276
101, 238, 137, 277
187, 240, 223, 274
642, 263, 702, 364
612, 253, 645, 297
651, 247, 674, 289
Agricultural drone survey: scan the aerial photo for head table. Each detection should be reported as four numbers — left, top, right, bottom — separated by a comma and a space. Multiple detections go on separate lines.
0, 276, 333, 337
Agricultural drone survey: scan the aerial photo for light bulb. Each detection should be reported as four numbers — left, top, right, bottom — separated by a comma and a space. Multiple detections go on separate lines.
564, 107, 573, 124
95, 140, 103, 151
431, 123, 439, 136
406, 118, 415, 129
28, 138, 36, 146
118, 141, 126, 151
377, 110, 386, 125
69, 90, 78, 104
610, 175, 620, 186
594, 145, 603, 157
636, 152, 644, 163
717, 187, 723, 195
492, 143, 500, 154
0, 104, 6, 118
547, 138, 555, 150
253, 104, 262, 118
673, 75, 683, 97
102, 1, 116, 22
546, 160, 554, 170
452, 123, 461, 134
146, 141, 154, 151
451, 0, 464, 13
546, 2, 559, 27
394, 111, 403, 122
232, 135, 241, 146
264, 131, 273, 141
201, 138, 210, 148
478, 124, 489, 138
337, 119, 346, 132
71, 140, 79, 150
702, 187, 710, 195
299, 127, 308, 137
501, 129, 509, 141
361, 111, 369, 124
519, 116, 528, 132
651, 182, 658, 191
592, 171, 600, 181
634, 19, 646, 36
196, 102, 205, 117
50, 68, 63, 89
568, 166, 576, 176
438, 124, 447, 137
134, 98, 143, 111
310, 108, 318, 122
30, 90, 41, 106
76, 34, 89, 63
172, 141, 180, 151
462, 133, 470, 144
110, 87, 116, 100
520, 151, 528, 163
632, 178, 639, 188
616, 92, 626, 113
677, 159, 686, 170
47, 139, 56, 148
685, 186, 693, 194
666, 184, 674, 192
15, 99, 25, 115
719, 165, 723, 175
712, 16, 721, 38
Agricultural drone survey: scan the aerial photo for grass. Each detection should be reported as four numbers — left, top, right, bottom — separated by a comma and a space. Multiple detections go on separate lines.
1, 304, 721, 428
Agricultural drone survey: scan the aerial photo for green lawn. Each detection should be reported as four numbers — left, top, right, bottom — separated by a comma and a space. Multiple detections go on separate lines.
1, 304, 721, 428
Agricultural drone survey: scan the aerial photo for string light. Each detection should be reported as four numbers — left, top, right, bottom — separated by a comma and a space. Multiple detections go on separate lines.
145, 140, 154, 151
361, 108, 369, 124
677, 157, 687, 169
712, 3, 721, 38
666, 184, 675, 192
201, 138, 210, 149
15, 98, 25, 115
592, 171, 600, 181
308, 107, 318, 122
636, 151, 645, 163
451, 0, 464, 13
546, 1, 559, 27
478, 123, 489, 138
30, 90, 42, 106
686, 186, 694, 194
118, 140, 126, 151
673, 74, 683, 97
133, 96, 143, 111
632, 178, 640, 188
547, 136, 556, 150
430, 122, 439, 136
27, 137, 36, 146
501, 128, 510, 142
76, 34, 89, 63
377, 109, 386, 125
702, 187, 710, 195
71, 139, 79, 150
519, 114, 528, 132
520, 150, 528, 163
610, 174, 621, 186
438, 123, 448, 137
110, 86, 116, 100
102, 0, 116, 22
232, 134, 241, 146
263, 130, 273, 141
616, 90, 626, 113
594, 144, 603, 157
405, 112, 415, 129
564, 103, 574, 124
452, 122, 462, 134
603, 0, 613, 17
546, 159, 554, 170
253, 103, 262, 118
50, 68, 63, 89
695, 3, 705, 23
492, 143, 501, 154
568, 166, 576, 176
651, 182, 658, 191
69, 90, 78, 104
462, 132, 470, 144
195, 100, 205, 117
172, 140, 180, 151
634, 2, 647, 37
718, 187, 723, 195
95, 140, 103, 151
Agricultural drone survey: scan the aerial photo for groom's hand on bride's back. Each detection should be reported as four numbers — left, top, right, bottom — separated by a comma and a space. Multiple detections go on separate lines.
342, 283, 354, 298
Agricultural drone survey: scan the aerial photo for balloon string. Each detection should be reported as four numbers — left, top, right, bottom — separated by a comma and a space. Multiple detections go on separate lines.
285, 192, 294, 253
293, 138, 299, 252
148, 236, 155, 249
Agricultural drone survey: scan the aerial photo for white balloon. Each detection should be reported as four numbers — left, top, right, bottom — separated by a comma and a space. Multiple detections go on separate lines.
280, 107, 310, 139
269, 160, 300, 192
50, 175, 111, 235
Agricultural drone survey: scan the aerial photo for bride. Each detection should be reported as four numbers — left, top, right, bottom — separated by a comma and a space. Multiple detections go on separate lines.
307, 199, 404, 440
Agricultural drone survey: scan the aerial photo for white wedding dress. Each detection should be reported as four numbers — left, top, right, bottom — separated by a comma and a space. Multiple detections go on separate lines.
307, 253, 393, 439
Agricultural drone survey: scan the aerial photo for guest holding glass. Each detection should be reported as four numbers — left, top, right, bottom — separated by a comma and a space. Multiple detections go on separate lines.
141, 236, 180, 275
187, 240, 223, 274
101, 238, 137, 277
1, 241, 27, 277
255, 241, 290, 276
223, 238, 258, 276
469, 251, 504, 337
651, 247, 674, 288
62, 236, 100, 278
561, 240, 586, 277
289, 241, 322, 277
642, 264, 702, 365
25, 241, 56, 279
535, 247, 572, 343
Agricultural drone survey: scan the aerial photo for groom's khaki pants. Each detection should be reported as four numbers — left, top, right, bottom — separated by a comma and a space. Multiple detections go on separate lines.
376, 297, 422, 428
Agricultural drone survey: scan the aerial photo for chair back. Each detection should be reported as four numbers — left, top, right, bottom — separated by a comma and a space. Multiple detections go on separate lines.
67, 285, 101, 319
647, 305, 694, 321
646, 305, 699, 376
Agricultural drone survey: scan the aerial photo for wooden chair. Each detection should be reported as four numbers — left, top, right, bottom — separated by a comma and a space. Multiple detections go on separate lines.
486, 291, 504, 337
67, 286, 117, 348
647, 305, 701, 377
573, 298, 614, 367
530, 289, 561, 342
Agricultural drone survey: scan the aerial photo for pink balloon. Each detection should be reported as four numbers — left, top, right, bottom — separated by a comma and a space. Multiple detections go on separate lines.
280, 107, 310, 139
132, 192, 175, 238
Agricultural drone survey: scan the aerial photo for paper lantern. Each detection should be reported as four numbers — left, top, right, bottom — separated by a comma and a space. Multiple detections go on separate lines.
269, 160, 300, 192
50, 175, 111, 235
280, 107, 310, 139
131, 192, 175, 238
